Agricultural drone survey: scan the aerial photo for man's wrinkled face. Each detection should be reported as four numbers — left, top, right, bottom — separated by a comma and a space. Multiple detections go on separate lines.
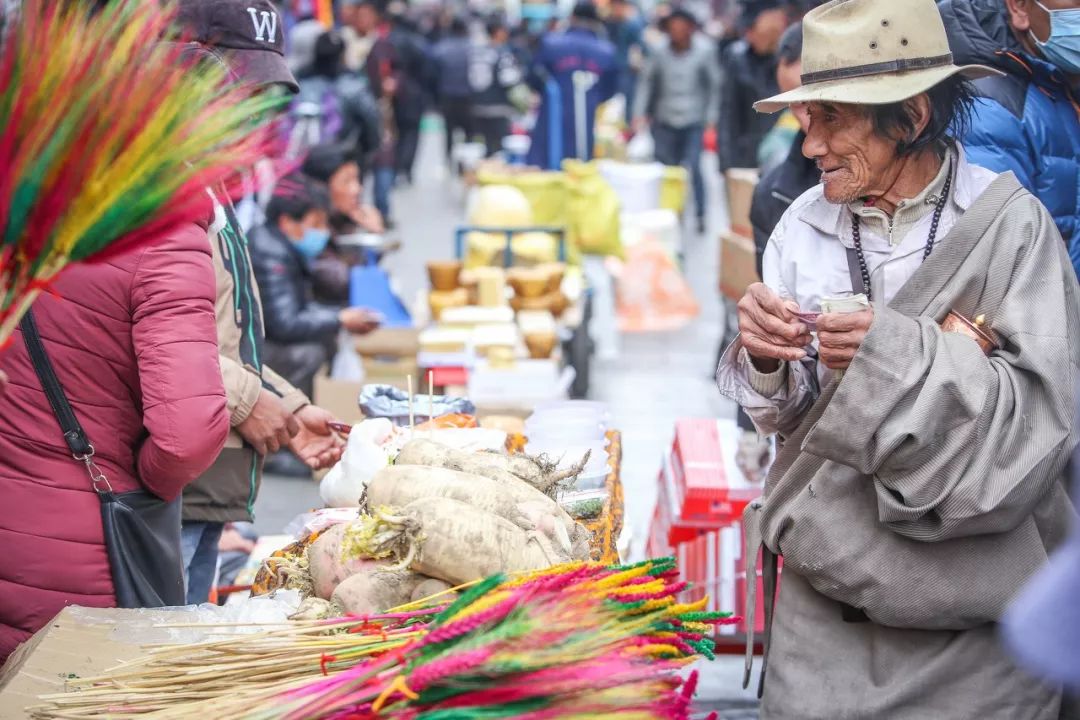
801, 101, 900, 204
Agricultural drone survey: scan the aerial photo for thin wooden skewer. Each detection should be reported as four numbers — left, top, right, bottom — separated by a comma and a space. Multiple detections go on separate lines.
428, 369, 435, 437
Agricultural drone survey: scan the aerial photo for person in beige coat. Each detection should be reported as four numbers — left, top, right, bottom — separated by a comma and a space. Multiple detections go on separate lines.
717, 0, 1080, 717
172, 0, 350, 605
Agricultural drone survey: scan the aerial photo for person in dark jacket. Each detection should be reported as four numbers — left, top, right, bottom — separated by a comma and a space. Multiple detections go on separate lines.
527, 2, 619, 168
386, 3, 431, 183
432, 16, 476, 159
289, 31, 382, 166
470, 15, 525, 156
606, 0, 647, 124
359, 0, 430, 207
252, 175, 381, 403
748, 21, 815, 276
939, 0, 1080, 278
722, 21, 817, 483
716, 0, 789, 172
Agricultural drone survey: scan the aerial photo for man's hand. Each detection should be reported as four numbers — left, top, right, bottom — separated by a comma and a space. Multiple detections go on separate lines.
289, 405, 346, 471
632, 117, 649, 135
339, 307, 382, 334
236, 389, 300, 456
0, 369, 7, 397
218, 526, 256, 555
817, 308, 874, 370
737, 283, 813, 371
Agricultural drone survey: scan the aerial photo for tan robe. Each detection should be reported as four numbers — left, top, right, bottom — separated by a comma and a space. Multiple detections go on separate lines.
742, 174, 1080, 719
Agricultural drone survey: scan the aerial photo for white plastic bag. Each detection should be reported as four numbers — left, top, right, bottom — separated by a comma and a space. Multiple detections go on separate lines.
330, 328, 363, 381
626, 130, 655, 162
319, 419, 395, 508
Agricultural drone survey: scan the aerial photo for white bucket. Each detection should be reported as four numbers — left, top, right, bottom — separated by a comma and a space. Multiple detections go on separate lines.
597, 160, 664, 214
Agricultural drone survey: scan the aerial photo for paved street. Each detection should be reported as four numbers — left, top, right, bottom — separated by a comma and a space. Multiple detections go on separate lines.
255, 120, 758, 715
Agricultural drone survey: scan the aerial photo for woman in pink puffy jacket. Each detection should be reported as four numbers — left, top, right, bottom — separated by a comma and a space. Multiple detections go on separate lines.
0, 219, 231, 662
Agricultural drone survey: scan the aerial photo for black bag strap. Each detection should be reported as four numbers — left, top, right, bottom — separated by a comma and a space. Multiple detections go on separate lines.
20, 309, 111, 492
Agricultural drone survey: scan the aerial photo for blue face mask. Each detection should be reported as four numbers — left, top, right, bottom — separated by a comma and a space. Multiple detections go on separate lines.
294, 227, 331, 259
1032, 1, 1080, 75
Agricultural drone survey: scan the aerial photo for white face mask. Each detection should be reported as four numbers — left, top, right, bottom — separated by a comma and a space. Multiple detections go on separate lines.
1030, 1, 1080, 75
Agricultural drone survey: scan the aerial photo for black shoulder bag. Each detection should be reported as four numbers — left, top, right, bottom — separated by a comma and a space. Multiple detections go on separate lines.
20, 309, 185, 608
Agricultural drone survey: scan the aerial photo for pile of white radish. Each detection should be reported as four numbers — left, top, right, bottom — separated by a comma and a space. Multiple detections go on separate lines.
297, 439, 594, 618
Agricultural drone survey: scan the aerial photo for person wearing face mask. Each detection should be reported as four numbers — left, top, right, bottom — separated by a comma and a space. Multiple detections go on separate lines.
251, 174, 381, 409
939, 0, 1080, 279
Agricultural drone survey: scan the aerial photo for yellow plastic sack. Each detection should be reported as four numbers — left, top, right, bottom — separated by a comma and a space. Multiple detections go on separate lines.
563, 159, 623, 259
660, 166, 689, 215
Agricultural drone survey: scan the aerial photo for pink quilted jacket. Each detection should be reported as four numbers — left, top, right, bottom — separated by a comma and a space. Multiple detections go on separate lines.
0, 222, 230, 662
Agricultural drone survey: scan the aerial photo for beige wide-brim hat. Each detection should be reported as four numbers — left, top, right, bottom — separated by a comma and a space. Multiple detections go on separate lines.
754, 0, 1002, 114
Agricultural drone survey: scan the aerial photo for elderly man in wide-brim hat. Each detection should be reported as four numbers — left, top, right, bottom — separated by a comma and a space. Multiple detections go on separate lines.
716, 0, 1080, 717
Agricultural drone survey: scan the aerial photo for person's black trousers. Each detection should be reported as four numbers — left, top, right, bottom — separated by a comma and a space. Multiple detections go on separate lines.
440, 97, 474, 159
474, 115, 510, 157
395, 118, 421, 181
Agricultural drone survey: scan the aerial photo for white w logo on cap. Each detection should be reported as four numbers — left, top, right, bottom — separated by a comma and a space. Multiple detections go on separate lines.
246, 7, 278, 43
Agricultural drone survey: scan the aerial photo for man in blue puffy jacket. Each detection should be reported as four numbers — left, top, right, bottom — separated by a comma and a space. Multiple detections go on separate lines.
939, 0, 1080, 278
527, 2, 618, 169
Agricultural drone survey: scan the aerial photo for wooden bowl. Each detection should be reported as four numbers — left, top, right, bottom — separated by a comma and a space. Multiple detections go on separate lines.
538, 263, 566, 293
429, 288, 469, 321
524, 332, 558, 359
507, 268, 549, 299
428, 260, 463, 292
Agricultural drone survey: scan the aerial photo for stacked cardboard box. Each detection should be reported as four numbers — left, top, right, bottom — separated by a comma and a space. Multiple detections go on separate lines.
720, 169, 762, 302
647, 418, 776, 641
313, 328, 421, 425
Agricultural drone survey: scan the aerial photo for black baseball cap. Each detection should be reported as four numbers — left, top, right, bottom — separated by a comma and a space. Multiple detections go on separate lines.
175, 0, 299, 93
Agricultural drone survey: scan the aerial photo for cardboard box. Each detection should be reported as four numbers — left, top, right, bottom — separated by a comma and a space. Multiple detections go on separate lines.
313, 372, 365, 426
669, 418, 761, 521
719, 231, 761, 301
353, 327, 421, 358
0, 608, 160, 719
362, 356, 419, 389
724, 168, 759, 238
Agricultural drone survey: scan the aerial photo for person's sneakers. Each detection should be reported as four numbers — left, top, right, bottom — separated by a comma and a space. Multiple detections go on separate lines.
735, 430, 773, 484
696, 216, 707, 236
263, 451, 312, 479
